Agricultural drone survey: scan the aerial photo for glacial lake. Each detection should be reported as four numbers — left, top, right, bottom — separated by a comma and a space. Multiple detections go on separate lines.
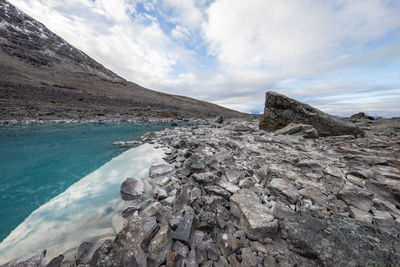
0, 122, 174, 246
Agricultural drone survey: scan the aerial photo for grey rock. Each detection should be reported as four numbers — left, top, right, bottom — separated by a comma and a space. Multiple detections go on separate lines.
274, 123, 318, 138
154, 187, 168, 200
349, 206, 373, 224
268, 178, 299, 204
122, 205, 141, 218
149, 164, 174, 178
366, 178, 400, 206
338, 185, 373, 211
216, 116, 224, 124
204, 185, 231, 199
241, 247, 261, 267
298, 186, 327, 206
259, 91, 364, 137
350, 112, 375, 120
172, 241, 189, 257
120, 178, 144, 201
112, 140, 142, 147
2, 250, 46, 267
45, 254, 64, 267
230, 189, 278, 240
224, 169, 243, 184
217, 180, 240, 193
281, 212, 400, 266
372, 197, 400, 219
148, 221, 173, 266
75, 241, 103, 266
172, 210, 195, 244
191, 172, 217, 184
216, 233, 239, 258
185, 249, 197, 267
166, 251, 184, 267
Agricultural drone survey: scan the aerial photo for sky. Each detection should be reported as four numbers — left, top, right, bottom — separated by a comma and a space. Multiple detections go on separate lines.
8, 0, 400, 116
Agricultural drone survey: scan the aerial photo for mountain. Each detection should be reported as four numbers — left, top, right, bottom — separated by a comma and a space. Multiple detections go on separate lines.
0, 0, 249, 121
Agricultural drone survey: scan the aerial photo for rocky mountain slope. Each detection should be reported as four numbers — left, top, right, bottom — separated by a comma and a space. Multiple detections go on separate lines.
0, 0, 249, 121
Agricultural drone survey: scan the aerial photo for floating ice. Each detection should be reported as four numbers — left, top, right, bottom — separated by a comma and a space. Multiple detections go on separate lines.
0, 144, 166, 264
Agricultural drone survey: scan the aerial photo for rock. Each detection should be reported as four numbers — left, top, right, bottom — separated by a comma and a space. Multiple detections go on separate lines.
250, 241, 268, 254
120, 178, 144, 201
76, 240, 105, 265
227, 254, 241, 267
259, 91, 364, 137
172, 241, 189, 257
112, 140, 142, 147
216, 116, 224, 124
230, 189, 278, 240
298, 159, 321, 168
365, 178, 400, 206
112, 214, 128, 234
172, 209, 195, 244
338, 185, 373, 211
372, 197, 400, 219
191, 172, 217, 184
217, 180, 240, 193
224, 169, 243, 184
216, 233, 239, 258
298, 186, 327, 206
263, 255, 277, 267
281, 212, 400, 266
154, 187, 168, 200
45, 254, 64, 267
2, 250, 46, 267
166, 251, 183, 267
350, 112, 375, 120
149, 164, 174, 178
185, 249, 197, 267
268, 178, 299, 204
349, 206, 373, 224
241, 247, 261, 267
274, 123, 318, 138
142, 201, 169, 219
204, 185, 231, 199
186, 155, 207, 173
122, 205, 141, 218
148, 221, 173, 266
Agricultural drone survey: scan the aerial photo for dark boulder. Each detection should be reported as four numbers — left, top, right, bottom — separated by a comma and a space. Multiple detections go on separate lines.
350, 112, 375, 120
120, 178, 144, 201
259, 91, 364, 137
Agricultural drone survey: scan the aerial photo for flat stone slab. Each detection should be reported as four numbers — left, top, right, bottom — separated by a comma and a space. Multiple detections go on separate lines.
230, 189, 278, 240
149, 164, 174, 178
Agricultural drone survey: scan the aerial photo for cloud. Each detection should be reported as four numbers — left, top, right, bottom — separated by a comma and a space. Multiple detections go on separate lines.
7, 0, 400, 116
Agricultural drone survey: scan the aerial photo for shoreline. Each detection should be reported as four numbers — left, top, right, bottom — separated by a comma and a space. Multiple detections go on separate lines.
2, 117, 400, 266
0, 117, 187, 126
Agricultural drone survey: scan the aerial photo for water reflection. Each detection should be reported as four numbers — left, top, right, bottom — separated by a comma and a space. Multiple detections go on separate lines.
0, 144, 166, 264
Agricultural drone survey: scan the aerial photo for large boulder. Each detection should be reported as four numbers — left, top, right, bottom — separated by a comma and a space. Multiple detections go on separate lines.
350, 112, 375, 120
120, 178, 144, 201
259, 91, 364, 137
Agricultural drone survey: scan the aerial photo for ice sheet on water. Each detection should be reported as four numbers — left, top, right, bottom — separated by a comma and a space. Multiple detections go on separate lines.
0, 143, 166, 264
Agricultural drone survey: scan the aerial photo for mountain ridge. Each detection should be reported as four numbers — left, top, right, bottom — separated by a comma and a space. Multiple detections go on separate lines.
0, 0, 250, 121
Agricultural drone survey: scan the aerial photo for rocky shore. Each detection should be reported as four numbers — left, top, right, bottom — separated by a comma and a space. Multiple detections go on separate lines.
3, 93, 400, 267
4, 114, 400, 266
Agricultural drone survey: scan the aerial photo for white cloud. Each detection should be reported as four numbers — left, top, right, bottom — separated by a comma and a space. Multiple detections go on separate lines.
7, 0, 400, 116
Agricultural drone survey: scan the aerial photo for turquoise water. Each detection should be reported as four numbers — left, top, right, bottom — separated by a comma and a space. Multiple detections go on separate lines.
0, 143, 167, 263
0, 122, 172, 242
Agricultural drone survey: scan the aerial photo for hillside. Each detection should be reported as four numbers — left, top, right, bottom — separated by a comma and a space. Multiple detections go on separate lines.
0, 0, 249, 121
